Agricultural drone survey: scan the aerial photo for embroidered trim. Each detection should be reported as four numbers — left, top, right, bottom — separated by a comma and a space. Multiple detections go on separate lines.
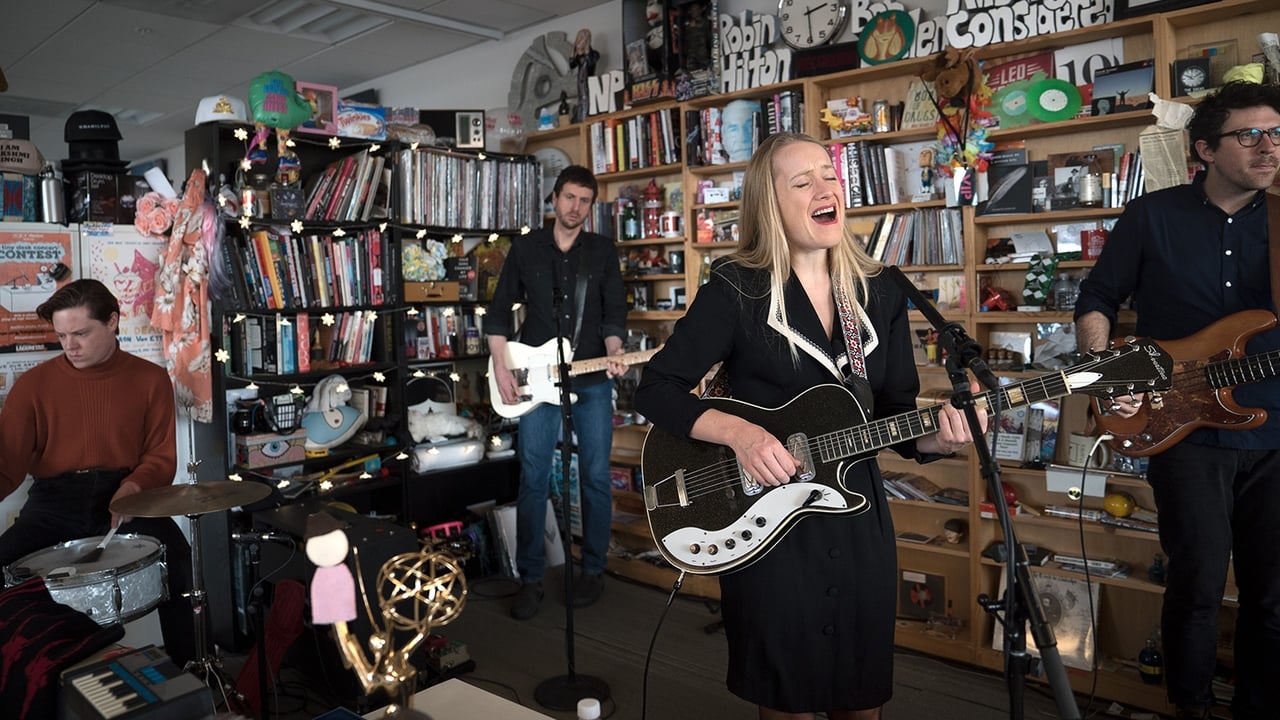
834, 280, 867, 380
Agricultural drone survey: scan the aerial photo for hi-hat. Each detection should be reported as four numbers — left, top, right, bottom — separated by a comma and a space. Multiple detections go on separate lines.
110, 481, 271, 517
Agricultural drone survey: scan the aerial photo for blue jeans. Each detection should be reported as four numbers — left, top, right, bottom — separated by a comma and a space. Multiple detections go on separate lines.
515, 380, 614, 583
1147, 442, 1280, 717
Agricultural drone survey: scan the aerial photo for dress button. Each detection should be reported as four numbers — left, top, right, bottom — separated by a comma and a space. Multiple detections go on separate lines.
1226, 281, 1233, 288
1228, 217, 1234, 224
827, 586, 839, 597
822, 624, 835, 636
828, 547, 841, 558
1225, 250, 1232, 255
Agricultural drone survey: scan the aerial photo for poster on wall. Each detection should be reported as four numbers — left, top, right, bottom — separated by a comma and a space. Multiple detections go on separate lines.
0, 222, 78, 353
80, 223, 165, 365
0, 350, 59, 410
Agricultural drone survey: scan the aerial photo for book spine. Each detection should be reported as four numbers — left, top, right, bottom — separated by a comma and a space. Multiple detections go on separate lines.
296, 312, 311, 374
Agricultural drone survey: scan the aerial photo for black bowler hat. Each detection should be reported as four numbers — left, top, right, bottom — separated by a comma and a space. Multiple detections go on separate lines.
61, 110, 128, 172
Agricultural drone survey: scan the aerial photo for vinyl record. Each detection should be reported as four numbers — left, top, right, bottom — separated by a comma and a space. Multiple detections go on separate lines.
992, 82, 1033, 128
1028, 78, 1082, 123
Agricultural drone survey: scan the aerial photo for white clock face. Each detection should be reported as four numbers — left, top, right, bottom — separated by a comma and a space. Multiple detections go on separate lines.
779, 0, 850, 50
1181, 65, 1206, 91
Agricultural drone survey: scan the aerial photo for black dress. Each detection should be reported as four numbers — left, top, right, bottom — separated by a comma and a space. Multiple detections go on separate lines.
634, 261, 929, 712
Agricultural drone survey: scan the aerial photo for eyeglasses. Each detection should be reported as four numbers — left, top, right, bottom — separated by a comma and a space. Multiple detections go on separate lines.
1215, 127, 1280, 147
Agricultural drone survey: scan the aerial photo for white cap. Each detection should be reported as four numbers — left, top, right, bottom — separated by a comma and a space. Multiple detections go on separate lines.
576, 698, 601, 720
195, 94, 247, 125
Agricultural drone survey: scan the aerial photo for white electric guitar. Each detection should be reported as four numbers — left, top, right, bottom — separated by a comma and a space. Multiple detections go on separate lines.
488, 338, 660, 419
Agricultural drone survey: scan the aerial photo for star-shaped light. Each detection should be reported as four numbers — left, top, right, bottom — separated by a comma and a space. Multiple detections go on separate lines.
406, 307, 419, 317
276, 479, 290, 489
449, 372, 461, 382
378, 222, 387, 232
234, 128, 249, 141
413, 369, 426, 378
246, 381, 259, 391
240, 158, 252, 171
321, 313, 336, 326
333, 227, 346, 237
451, 233, 463, 244
232, 313, 247, 323
336, 383, 349, 394
290, 385, 304, 395
359, 471, 372, 480
477, 152, 487, 161
320, 479, 334, 492
415, 228, 427, 239
474, 307, 486, 317
285, 137, 296, 148
291, 219, 303, 233
488, 233, 499, 243
328, 137, 342, 149
215, 348, 230, 363
229, 473, 243, 482
395, 451, 409, 461
370, 143, 381, 153
442, 307, 455, 317
365, 310, 378, 321
217, 194, 228, 208
490, 435, 503, 447
520, 225, 532, 235
410, 141, 420, 151
372, 371, 386, 382
278, 316, 291, 326
238, 215, 251, 229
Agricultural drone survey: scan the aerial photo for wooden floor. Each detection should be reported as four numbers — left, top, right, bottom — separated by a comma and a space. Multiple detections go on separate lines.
215, 562, 1160, 720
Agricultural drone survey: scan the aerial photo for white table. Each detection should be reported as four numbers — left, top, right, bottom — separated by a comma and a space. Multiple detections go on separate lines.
361, 679, 554, 719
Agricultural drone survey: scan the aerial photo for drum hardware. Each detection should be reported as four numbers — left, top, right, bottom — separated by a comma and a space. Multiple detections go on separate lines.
110, 460, 272, 703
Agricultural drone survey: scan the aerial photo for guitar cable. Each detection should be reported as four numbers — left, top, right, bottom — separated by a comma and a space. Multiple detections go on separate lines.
1070, 432, 1113, 718
641, 570, 686, 720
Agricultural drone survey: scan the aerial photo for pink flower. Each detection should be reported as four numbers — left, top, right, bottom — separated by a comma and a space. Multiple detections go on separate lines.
137, 193, 158, 215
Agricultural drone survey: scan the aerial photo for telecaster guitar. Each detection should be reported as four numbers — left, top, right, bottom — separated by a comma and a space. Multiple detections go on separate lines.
1096, 309, 1280, 456
489, 339, 660, 419
641, 339, 1173, 574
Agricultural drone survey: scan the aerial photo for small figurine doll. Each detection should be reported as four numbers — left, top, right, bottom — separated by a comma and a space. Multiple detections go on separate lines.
569, 29, 600, 124
305, 511, 356, 624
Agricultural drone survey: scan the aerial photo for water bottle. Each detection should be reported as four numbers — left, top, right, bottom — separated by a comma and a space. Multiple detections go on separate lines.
577, 697, 601, 720
40, 164, 65, 224
1052, 273, 1077, 312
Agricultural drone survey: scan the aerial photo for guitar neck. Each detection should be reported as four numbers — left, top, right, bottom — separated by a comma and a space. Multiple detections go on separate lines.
565, 348, 659, 377
1209, 349, 1280, 389
822, 371, 1072, 461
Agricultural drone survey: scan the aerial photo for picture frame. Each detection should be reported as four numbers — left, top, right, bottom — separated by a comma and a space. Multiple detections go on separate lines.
295, 82, 338, 136
1090, 60, 1155, 114
1115, 0, 1218, 20
1186, 39, 1239, 88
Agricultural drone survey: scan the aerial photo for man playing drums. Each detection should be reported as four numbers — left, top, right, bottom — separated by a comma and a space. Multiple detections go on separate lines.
0, 278, 194, 668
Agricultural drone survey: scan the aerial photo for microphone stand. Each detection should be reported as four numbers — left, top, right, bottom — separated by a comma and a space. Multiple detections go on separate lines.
886, 267, 1080, 720
534, 276, 610, 711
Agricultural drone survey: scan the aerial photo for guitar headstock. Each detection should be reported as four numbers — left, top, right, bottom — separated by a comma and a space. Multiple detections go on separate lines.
1067, 338, 1173, 398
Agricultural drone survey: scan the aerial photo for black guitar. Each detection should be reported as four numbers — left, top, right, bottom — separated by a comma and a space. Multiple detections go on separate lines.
640, 339, 1173, 574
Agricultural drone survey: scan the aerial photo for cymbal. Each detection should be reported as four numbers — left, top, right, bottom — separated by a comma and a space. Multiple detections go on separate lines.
110, 481, 272, 517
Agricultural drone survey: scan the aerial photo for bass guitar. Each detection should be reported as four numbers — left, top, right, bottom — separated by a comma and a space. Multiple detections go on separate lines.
641, 339, 1173, 574
488, 338, 660, 419
1095, 308, 1280, 456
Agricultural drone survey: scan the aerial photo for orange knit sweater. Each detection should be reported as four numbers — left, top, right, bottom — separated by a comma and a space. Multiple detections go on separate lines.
0, 345, 177, 500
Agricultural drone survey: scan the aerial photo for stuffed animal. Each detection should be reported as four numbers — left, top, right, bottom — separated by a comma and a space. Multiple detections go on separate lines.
919, 48, 994, 177
407, 408, 481, 443
300, 374, 369, 451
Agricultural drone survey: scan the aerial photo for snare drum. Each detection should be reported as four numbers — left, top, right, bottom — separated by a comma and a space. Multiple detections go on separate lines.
3, 534, 168, 625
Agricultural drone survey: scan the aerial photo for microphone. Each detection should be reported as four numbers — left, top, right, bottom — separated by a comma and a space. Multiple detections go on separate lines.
231, 531, 292, 544
884, 265, 1000, 391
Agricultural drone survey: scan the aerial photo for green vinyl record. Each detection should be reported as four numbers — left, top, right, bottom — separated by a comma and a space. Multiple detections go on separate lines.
992, 80, 1034, 128
1028, 78, 1082, 123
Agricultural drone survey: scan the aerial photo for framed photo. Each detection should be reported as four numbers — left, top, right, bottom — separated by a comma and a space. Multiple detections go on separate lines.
1115, 0, 1217, 20
295, 82, 338, 136
1091, 60, 1155, 113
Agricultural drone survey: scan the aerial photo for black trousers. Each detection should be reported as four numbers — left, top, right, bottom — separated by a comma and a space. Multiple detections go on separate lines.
0, 472, 196, 669
1147, 442, 1280, 718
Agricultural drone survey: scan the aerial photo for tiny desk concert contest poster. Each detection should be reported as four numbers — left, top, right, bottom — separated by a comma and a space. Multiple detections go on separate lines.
0, 222, 76, 354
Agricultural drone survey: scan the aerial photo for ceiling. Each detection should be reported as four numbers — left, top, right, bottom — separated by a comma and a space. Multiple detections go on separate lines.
0, 0, 611, 171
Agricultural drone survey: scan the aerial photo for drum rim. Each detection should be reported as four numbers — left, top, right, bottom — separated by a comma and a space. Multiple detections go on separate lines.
5, 533, 165, 583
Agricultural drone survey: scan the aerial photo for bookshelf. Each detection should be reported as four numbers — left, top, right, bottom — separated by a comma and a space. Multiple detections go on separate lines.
526, 1, 1276, 710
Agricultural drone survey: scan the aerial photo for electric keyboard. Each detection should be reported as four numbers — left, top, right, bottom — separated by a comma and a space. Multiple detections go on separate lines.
59, 645, 213, 720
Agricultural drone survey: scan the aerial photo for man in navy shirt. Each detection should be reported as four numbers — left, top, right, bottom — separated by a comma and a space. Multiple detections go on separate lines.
486, 165, 628, 619
1075, 81, 1280, 720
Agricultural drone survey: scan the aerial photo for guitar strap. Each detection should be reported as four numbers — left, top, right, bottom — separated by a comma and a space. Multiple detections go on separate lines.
833, 280, 869, 382
1268, 192, 1280, 313
571, 241, 590, 352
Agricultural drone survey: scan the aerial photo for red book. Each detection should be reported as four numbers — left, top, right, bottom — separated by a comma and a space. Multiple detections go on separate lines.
296, 312, 311, 373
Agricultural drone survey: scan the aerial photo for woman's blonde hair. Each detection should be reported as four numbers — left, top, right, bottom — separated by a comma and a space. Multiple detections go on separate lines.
731, 132, 880, 350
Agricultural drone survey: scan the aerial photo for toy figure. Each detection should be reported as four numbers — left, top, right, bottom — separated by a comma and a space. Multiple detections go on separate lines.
569, 29, 599, 124
305, 511, 356, 624
246, 70, 313, 183
919, 147, 936, 197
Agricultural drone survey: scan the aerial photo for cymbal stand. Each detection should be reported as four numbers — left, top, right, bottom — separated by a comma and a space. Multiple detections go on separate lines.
179, 460, 238, 707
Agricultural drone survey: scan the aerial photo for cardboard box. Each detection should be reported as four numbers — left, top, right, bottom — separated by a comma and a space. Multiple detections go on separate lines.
404, 281, 460, 303
234, 429, 308, 468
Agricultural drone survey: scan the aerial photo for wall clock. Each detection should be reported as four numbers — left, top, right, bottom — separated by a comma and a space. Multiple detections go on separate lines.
1173, 57, 1211, 96
778, 0, 851, 50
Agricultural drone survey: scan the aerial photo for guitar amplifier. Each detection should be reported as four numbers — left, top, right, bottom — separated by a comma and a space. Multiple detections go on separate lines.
59, 645, 212, 719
